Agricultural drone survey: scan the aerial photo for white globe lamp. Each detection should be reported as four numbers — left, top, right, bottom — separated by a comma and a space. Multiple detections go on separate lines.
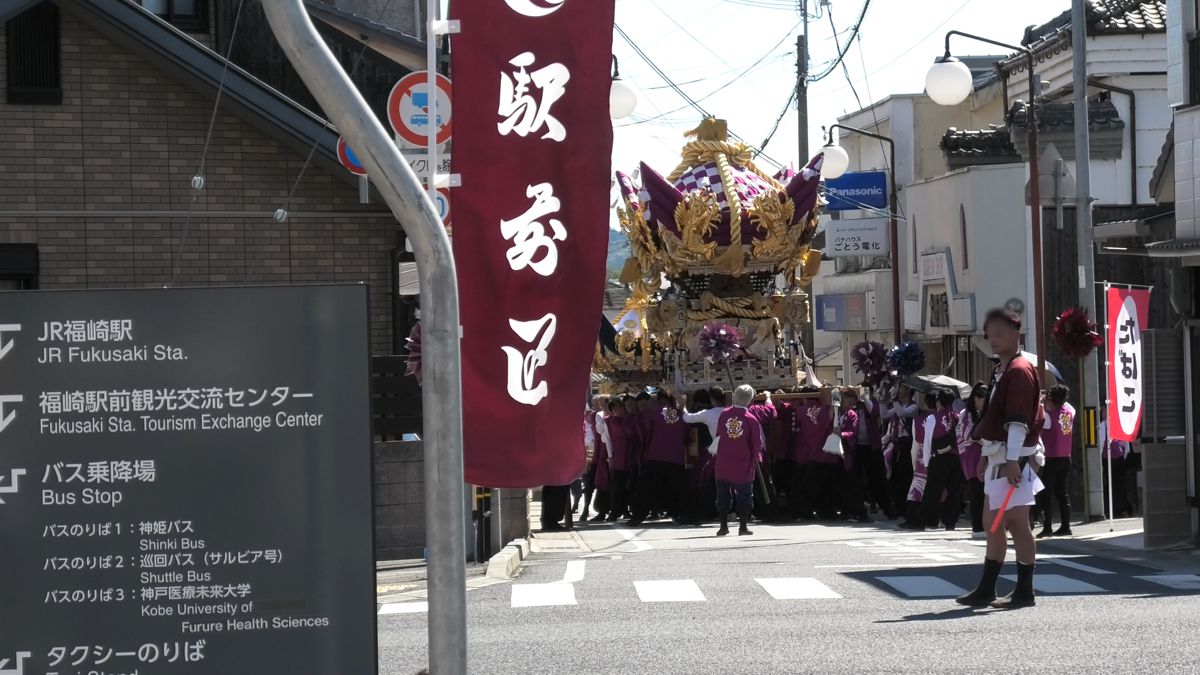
925, 55, 974, 106
610, 80, 637, 119
821, 143, 850, 180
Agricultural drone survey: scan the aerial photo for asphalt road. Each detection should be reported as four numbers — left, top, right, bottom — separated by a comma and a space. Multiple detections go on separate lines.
378, 517, 1200, 674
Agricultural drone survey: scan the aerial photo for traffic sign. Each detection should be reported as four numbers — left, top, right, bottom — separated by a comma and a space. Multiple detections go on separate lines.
388, 71, 453, 148
434, 188, 451, 228
337, 136, 367, 176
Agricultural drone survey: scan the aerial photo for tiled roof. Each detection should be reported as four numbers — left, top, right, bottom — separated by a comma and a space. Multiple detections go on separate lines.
1008, 98, 1125, 134
1023, 1, 1165, 46
999, 1, 1165, 73
1149, 122, 1174, 200
940, 125, 1019, 165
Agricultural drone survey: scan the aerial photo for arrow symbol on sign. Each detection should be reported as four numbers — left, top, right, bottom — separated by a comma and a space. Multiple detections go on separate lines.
0, 652, 31, 675
0, 395, 21, 433
0, 324, 20, 362
0, 468, 26, 504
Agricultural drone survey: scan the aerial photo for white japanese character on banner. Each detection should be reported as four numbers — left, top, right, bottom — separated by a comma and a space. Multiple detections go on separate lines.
502, 313, 557, 406
504, 0, 568, 17
500, 183, 567, 276
497, 52, 570, 142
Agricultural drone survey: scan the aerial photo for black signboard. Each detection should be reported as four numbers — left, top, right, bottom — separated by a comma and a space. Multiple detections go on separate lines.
0, 285, 376, 674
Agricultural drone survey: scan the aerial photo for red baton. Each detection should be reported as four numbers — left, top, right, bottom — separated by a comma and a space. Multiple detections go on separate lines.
989, 484, 1017, 534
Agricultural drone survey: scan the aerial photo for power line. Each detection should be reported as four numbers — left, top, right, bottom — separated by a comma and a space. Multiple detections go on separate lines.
807, 0, 871, 83
619, 20, 799, 127
613, 24, 786, 169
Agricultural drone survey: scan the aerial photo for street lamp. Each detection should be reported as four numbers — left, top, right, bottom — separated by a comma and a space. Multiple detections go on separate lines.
925, 30, 1047, 386
823, 125, 902, 347
610, 55, 637, 119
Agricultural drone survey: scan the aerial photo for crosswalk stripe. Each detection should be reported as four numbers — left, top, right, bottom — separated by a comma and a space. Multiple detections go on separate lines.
876, 576, 967, 598
562, 560, 586, 584
1000, 573, 1105, 594
1135, 574, 1200, 591
1045, 558, 1115, 575
756, 577, 841, 599
634, 580, 706, 603
379, 602, 428, 615
511, 583, 577, 608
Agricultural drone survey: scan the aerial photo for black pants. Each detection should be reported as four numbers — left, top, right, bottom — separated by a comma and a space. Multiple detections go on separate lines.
917, 451, 964, 528
856, 445, 894, 517
967, 477, 985, 532
609, 469, 632, 518
839, 462, 869, 519
632, 460, 686, 521
1104, 455, 1133, 517
540, 484, 570, 529
889, 438, 914, 512
1036, 457, 1072, 530
793, 462, 845, 518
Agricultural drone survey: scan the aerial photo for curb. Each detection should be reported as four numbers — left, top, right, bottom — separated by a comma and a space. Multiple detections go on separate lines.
485, 537, 531, 580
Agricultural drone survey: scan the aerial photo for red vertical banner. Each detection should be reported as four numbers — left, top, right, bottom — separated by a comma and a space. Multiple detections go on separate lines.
1105, 287, 1152, 441
450, 0, 615, 487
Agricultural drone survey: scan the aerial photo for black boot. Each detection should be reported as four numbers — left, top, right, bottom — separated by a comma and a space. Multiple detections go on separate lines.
716, 511, 729, 537
955, 558, 1003, 607
1053, 501, 1072, 536
579, 494, 592, 522
992, 561, 1036, 609
738, 506, 753, 536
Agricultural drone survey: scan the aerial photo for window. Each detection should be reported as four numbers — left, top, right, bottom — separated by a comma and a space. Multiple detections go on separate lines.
959, 203, 970, 270
0, 244, 38, 289
5, 2, 61, 105
138, 0, 208, 32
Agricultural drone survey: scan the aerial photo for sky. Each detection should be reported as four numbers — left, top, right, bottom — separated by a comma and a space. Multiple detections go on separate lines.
610, 0, 1070, 210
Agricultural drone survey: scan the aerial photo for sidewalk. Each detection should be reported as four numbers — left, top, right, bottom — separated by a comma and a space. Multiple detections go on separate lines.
1039, 517, 1200, 574
375, 559, 502, 605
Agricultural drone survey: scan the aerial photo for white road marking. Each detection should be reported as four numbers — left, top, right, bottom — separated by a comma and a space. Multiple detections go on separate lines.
756, 577, 841, 599
814, 563, 965, 569
378, 602, 428, 615
876, 576, 967, 598
611, 525, 652, 552
1135, 574, 1200, 591
511, 583, 577, 607
562, 560, 586, 584
634, 580, 706, 603
1043, 557, 1115, 575
1000, 573, 1105, 594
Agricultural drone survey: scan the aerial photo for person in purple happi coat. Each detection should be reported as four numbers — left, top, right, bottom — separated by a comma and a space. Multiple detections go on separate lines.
711, 385, 764, 537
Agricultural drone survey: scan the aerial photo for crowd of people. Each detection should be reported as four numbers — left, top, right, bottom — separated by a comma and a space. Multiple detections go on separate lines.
543, 355, 1133, 539
536, 309, 1138, 609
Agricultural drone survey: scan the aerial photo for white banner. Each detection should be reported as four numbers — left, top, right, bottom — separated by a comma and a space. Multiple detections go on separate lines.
825, 218, 889, 258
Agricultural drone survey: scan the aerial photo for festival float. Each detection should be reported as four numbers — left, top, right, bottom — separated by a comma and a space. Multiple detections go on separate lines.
594, 118, 825, 394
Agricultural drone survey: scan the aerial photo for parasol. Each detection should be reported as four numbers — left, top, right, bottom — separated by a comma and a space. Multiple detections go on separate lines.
988, 351, 1064, 384
906, 374, 971, 399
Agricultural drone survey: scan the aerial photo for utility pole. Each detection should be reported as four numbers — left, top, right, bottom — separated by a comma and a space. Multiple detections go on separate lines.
796, 0, 809, 163
1072, 0, 1103, 520
797, 33, 808, 162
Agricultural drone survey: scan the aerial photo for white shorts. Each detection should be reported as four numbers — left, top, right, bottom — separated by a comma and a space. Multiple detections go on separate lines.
984, 462, 1044, 511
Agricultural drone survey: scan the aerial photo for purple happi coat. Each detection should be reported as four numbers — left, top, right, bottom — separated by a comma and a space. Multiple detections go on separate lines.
908, 411, 931, 503
791, 399, 833, 465
646, 404, 687, 465
840, 409, 860, 471
1043, 402, 1075, 459
957, 412, 982, 479
606, 415, 632, 472
715, 406, 764, 484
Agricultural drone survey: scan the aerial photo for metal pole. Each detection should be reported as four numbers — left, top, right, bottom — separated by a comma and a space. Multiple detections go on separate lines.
260, 4, 467, 674
1103, 282, 1114, 531
1073, 0, 1104, 521
427, 0, 439, 204
1026, 53, 1047, 388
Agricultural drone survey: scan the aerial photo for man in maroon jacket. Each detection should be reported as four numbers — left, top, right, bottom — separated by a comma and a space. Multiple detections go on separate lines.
713, 384, 765, 536
957, 308, 1046, 610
